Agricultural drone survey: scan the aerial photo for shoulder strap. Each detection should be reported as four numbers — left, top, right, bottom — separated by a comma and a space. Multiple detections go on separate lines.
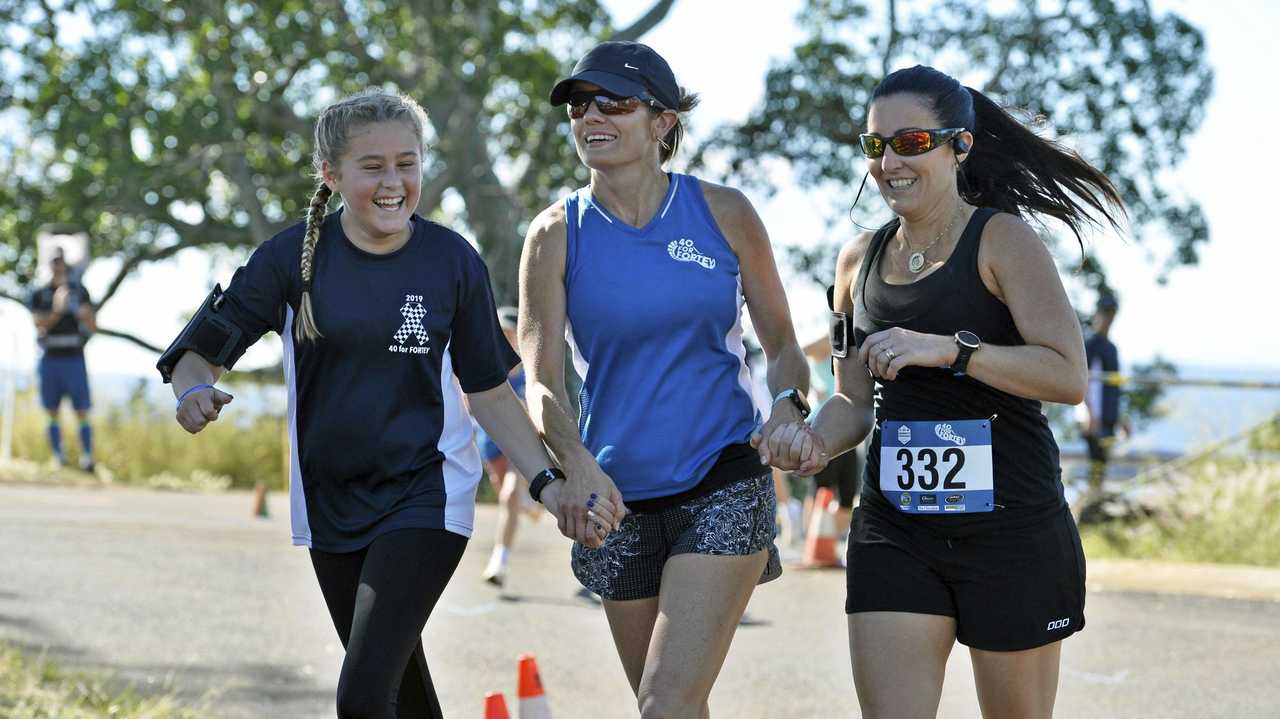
854, 219, 899, 315
562, 188, 589, 285
956, 206, 1000, 264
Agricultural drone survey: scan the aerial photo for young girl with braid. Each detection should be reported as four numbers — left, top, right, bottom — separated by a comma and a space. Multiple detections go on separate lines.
156, 90, 578, 719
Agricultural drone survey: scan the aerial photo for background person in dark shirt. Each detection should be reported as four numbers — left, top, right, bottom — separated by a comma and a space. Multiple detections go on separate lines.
27, 252, 96, 471
1079, 292, 1128, 513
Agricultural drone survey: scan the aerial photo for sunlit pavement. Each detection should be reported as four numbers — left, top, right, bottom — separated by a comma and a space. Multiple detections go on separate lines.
1, 482, 1277, 718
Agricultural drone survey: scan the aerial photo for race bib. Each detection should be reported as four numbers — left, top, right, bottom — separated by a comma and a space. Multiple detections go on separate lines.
879, 419, 993, 514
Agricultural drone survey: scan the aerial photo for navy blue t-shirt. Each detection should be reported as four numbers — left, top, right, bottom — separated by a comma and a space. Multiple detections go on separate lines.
1084, 332, 1120, 433
217, 211, 518, 551
28, 282, 93, 356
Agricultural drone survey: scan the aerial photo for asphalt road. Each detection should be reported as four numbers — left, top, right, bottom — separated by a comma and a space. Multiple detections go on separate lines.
1, 482, 1277, 718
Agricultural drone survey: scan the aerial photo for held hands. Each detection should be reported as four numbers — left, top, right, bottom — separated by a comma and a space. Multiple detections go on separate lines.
751, 420, 830, 477
175, 387, 234, 434
858, 327, 957, 381
541, 464, 628, 549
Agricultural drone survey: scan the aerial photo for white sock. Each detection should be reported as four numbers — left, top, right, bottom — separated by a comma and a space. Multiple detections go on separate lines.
484, 545, 510, 575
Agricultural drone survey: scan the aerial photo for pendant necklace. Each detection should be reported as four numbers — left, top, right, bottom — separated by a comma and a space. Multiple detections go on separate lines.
902, 203, 962, 273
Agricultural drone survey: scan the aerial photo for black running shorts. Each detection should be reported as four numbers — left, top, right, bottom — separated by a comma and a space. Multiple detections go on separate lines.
845, 505, 1086, 651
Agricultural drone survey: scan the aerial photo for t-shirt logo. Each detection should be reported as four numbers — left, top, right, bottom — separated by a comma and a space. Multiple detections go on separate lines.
389, 294, 430, 355
667, 238, 715, 270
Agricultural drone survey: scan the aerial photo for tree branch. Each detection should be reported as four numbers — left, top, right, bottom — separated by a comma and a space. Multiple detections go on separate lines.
610, 0, 677, 41
881, 0, 898, 76
219, 138, 273, 246
227, 360, 285, 385
201, 6, 276, 247
255, 95, 314, 139
329, 0, 413, 88
417, 166, 454, 215
94, 220, 245, 308
92, 327, 165, 355
984, 3, 1040, 96
515, 114, 563, 191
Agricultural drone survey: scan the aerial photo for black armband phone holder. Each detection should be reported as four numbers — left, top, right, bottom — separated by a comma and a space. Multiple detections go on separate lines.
828, 284, 852, 359
156, 284, 245, 383
830, 311, 851, 359
828, 285, 866, 365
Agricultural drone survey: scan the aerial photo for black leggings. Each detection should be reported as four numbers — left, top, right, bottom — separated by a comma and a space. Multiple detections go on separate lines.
310, 528, 468, 719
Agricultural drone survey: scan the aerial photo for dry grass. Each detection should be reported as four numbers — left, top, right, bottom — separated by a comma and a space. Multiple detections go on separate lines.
0, 643, 211, 719
5, 387, 284, 491
1081, 456, 1280, 567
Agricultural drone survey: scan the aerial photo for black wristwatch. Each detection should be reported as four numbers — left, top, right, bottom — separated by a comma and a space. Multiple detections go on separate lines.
528, 467, 566, 504
773, 387, 811, 419
950, 331, 981, 376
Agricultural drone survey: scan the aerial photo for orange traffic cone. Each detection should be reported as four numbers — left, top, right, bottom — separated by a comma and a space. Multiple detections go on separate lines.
516, 654, 552, 718
801, 487, 841, 568
484, 692, 511, 719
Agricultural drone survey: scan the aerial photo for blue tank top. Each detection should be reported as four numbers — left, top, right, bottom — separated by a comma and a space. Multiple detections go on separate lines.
563, 174, 759, 501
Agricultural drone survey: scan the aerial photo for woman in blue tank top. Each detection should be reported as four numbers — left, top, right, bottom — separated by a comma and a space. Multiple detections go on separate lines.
765, 66, 1126, 718
519, 41, 811, 717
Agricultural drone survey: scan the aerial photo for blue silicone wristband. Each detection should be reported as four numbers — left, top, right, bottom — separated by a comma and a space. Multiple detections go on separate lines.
176, 383, 216, 409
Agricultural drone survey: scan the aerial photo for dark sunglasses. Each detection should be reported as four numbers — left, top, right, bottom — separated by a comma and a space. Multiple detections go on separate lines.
858, 128, 965, 158
566, 90, 664, 119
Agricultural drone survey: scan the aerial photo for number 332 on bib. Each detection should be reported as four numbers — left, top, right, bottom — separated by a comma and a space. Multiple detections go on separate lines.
880, 419, 993, 514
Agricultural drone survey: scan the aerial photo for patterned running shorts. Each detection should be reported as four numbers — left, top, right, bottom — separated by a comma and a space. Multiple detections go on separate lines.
571, 472, 783, 601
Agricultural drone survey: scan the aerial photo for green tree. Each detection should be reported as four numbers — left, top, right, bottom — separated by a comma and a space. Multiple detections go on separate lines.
700, 0, 1213, 288
0, 0, 676, 352
1126, 356, 1177, 434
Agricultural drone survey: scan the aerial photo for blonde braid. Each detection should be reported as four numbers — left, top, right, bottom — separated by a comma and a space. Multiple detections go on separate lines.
295, 183, 331, 342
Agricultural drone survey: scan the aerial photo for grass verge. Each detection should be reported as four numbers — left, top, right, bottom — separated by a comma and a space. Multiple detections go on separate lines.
0, 642, 211, 719
1080, 455, 1280, 568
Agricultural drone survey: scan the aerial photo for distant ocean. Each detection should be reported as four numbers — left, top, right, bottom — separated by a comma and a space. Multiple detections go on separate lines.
2, 363, 1277, 458
1070, 364, 1280, 458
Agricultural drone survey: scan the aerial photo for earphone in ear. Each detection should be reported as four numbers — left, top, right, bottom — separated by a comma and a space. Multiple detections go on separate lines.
952, 135, 971, 154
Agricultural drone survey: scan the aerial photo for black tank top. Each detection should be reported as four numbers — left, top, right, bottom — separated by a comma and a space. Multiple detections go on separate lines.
854, 207, 1065, 536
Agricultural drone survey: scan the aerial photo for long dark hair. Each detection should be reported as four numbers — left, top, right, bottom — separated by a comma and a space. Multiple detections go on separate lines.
871, 65, 1126, 248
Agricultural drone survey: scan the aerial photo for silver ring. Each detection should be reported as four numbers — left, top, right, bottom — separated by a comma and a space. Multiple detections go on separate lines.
883, 347, 897, 360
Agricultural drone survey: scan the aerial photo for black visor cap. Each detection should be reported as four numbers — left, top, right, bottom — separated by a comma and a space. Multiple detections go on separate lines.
549, 41, 679, 110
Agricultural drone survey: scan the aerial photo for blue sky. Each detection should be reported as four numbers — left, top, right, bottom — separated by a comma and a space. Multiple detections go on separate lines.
1, 0, 1276, 378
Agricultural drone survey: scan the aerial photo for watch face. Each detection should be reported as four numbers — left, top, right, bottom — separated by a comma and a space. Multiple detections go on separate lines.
776, 388, 809, 416
793, 390, 811, 414
956, 331, 980, 349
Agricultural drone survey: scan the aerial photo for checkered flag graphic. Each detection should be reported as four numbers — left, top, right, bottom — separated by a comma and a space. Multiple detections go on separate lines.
394, 302, 429, 345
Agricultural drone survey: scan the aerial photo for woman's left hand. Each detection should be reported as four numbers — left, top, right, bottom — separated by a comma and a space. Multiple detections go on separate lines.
858, 327, 957, 381
539, 479, 610, 548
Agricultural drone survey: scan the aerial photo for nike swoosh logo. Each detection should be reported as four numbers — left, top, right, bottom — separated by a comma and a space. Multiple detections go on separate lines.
624, 63, 639, 70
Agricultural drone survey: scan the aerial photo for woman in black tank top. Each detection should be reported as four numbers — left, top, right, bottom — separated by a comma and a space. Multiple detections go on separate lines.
760, 66, 1125, 718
